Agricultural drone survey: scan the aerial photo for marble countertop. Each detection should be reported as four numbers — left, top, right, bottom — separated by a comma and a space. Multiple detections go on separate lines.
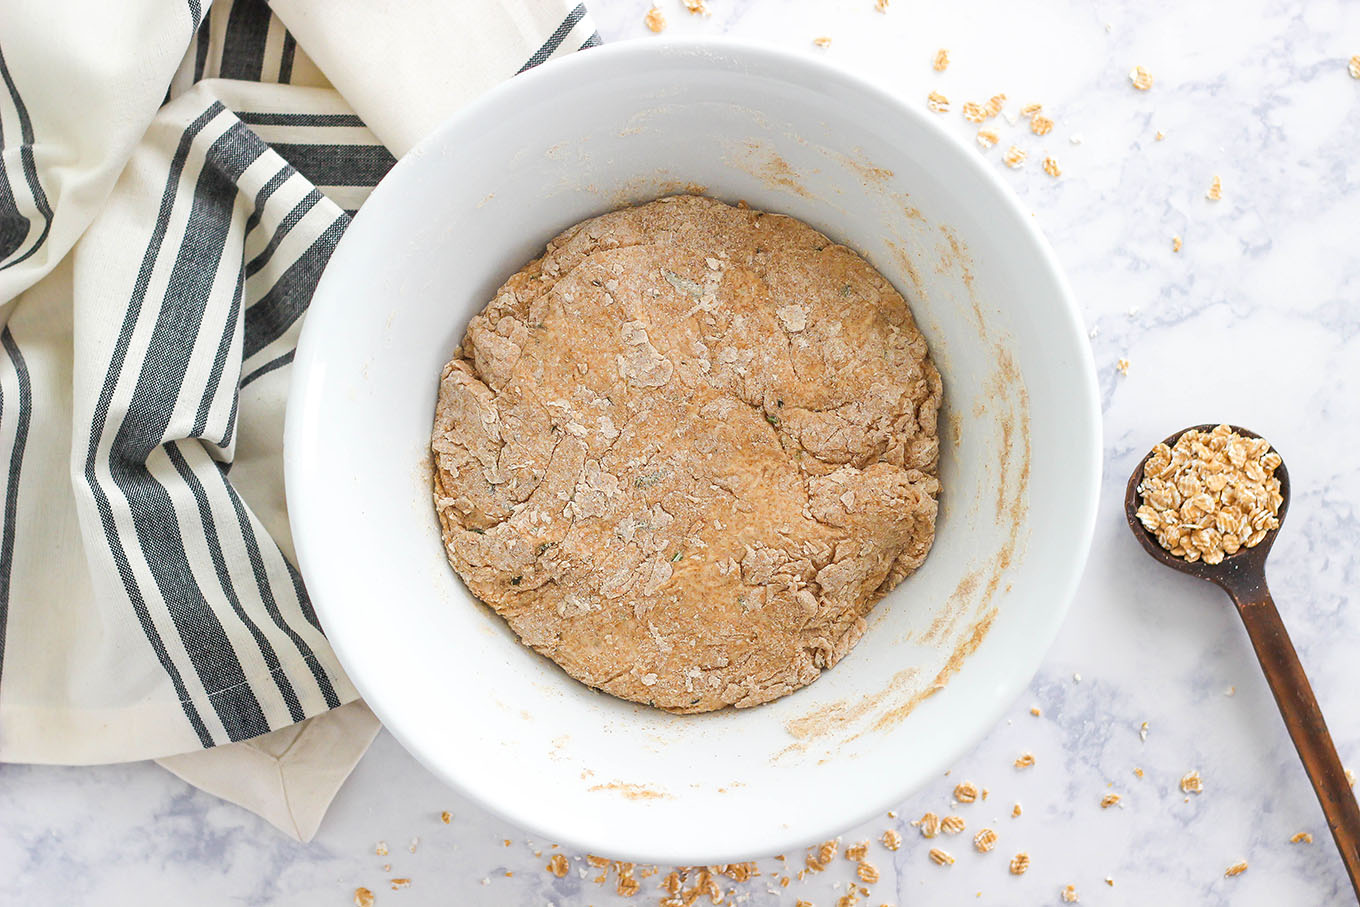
5, 0, 1360, 904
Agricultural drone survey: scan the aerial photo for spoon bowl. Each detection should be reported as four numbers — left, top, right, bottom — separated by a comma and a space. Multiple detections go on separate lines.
1123, 423, 1290, 591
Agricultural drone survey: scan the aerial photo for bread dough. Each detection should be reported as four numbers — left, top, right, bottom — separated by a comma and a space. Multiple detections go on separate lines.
431, 196, 941, 713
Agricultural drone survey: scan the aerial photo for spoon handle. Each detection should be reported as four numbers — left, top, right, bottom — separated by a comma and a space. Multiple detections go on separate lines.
1227, 579, 1360, 900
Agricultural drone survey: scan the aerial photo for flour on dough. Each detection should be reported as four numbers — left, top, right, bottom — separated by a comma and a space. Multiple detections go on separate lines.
432, 195, 941, 713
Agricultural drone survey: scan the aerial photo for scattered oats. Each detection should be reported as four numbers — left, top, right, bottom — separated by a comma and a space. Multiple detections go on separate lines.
916, 812, 942, 838
954, 782, 979, 803
1225, 860, 1248, 878
1172, 236, 1182, 253
986, 94, 1007, 117
1003, 146, 1026, 169
1100, 793, 1122, 808
547, 854, 570, 878
982, 788, 990, 800
1106, 877, 1115, 886
1030, 706, 1042, 717
857, 862, 881, 884
973, 828, 998, 853
1031, 115, 1054, 136
375, 841, 389, 856
1116, 357, 1130, 376
1070, 134, 1084, 145
882, 828, 902, 851
796, 901, 814, 907
1062, 884, 1079, 903
927, 91, 951, 113
1181, 771, 1204, 794
390, 879, 411, 890
409, 837, 420, 854
586, 855, 611, 868
681, 0, 708, 13
813, 36, 833, 48
929, 848, 956, 866
875, 0, 890, 12
1137, 425, 1283, 564
934, 48, 950, 71
440, 811, 452, 824
976, 129, 1000, 149
1043, 157, 1061, 178
1129, 65, 1154, 91
1021, 102, 1043, 118
1350, 55, 1360, 78
1014, 753, 1036, 769
1292, 832, 1314, 844
1009, 852, 1031, 875
1207, 175, 1222, 201
1012, 803, 1023, 818
962, 101, 987, 123
846, 841, 870, 862
941, 815, 967, 834
382, 864, 390, 873
817, 840, 838, 865
354, 888, 375, 907
1134, 767, 1144, 779
1139, 721, 1149, 742
643, 6, 666, 32
615, 864, 640, 897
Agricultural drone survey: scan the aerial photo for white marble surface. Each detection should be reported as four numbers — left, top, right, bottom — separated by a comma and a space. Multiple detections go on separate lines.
5, 1, 1360, 904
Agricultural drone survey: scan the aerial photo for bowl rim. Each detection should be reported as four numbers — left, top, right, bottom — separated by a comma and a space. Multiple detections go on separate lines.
285, 35, 1102, 862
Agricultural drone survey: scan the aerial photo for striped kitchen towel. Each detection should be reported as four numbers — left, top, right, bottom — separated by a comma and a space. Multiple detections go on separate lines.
0, 0, 598, 840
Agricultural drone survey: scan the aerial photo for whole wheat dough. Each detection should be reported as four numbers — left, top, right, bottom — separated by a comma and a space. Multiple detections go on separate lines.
431, 195, 941, 713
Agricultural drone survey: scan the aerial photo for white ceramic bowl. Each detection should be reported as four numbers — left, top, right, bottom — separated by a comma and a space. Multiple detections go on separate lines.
286, 39, 1100, 864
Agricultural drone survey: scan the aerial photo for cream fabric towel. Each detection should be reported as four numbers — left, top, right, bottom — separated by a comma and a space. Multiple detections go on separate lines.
0, 0, 598, 840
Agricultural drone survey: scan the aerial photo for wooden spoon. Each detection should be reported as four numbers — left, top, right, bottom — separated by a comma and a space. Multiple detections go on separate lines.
1125, 424, 1360, 899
